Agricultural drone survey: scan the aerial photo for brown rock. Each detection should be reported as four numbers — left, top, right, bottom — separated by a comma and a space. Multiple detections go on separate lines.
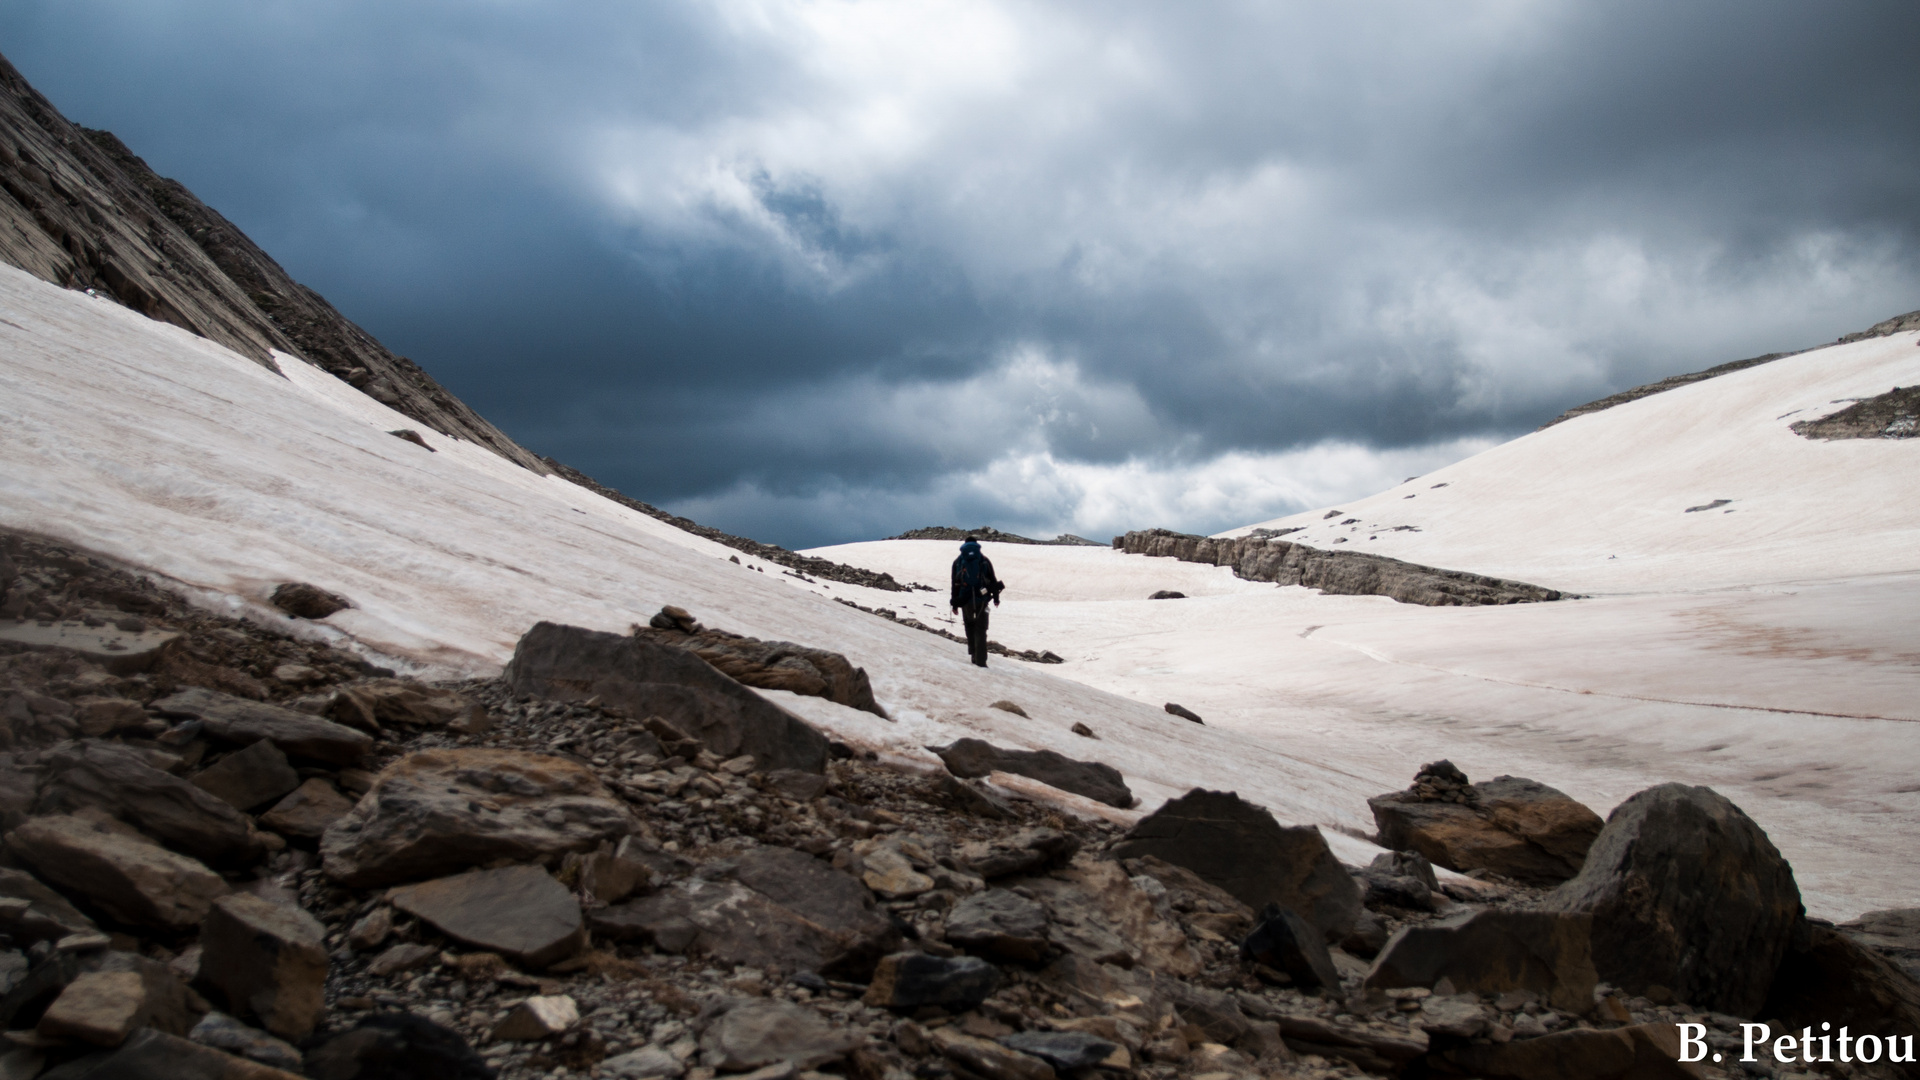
330, 679, 492, 733
956, 828, 1080, 880
270, 582, 350, 619
150, 687, 372, 765
199, 893, 329, 1040
1838, 907, 1920, 983
35, 740, 264, 863
366, 942, 440, 978
0, 762, 36, 832
389, 865, 585, 968
864, 953, 1001, 1010
944, 889, 1050, 963
0, 867, 97, 943
1108, 789, 1362, 942
1547, 783, 1801, 1017
7, 815, 227, 929
192, 739, 302, 811
493, 994, 579, 1041
1369, 766, 1603, 886
1022, 856, 1200, 976
1365, 908, 1598, 1013
320, 747, 634, 887
346, 906, 394, 951
931, 738, 1134, 809
700, 998, 864, 1070
1761, 921, 1920, 1076
577, 835, 661, 905
38, 969, 148, 1046
62, 1027, 307, 1079
1432, 1022, 1703, 1080
635, 623, 890, 720
259, 778, 355, 838
504, 621, 832, 774
929, 1028, 1053, 1080
73, 696, 148, 737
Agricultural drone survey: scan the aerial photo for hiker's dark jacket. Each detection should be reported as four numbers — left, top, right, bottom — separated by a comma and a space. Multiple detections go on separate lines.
951, 550, 1003, 611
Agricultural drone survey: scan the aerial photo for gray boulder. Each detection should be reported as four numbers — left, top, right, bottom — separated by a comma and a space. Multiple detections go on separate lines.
505, 621, 830, 774
1368, 765, 1603, 886
945, 889, 1051, 963
1108, 789, 1361, 942
1241, 904, 1339, 992
931, 739, 1134, 809
389, 866, 586, 968
1547, 783, 1801, 1016
699, 998, 863, 1071
35, 740, 264, 864
150, 687, 371, 765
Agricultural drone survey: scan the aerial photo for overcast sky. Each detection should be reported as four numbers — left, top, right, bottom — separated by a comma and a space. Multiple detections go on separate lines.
5, 2, 1917, 548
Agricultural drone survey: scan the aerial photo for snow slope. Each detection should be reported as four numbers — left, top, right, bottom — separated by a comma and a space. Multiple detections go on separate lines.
810, 333, 1920, 922
0, 261, 1386, 863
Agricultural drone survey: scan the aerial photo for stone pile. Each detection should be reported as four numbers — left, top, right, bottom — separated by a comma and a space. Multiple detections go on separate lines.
1, 530, 1916, 1080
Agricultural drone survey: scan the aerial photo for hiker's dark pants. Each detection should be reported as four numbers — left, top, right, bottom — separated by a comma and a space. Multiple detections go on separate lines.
961, 604, 990, 667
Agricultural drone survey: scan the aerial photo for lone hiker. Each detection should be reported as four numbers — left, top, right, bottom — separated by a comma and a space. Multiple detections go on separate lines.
950, 536, 1004, 668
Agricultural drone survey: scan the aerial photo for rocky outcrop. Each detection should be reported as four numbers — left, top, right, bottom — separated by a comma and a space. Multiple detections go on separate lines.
320, 747, 635, 887
1114, 529, 1570, 606
635, 619, 887, 718
931, 738, 1134, 808
1791, 384, 1920, 440
1368, 761, 1603, 885
150, 687, 372, 765
1839, 907, 1920, 983
888, 526, 1100, 547
1547, 783, 1803, 1016
506, 621, 832, 774
36, 740, 266, 863
1108, 789, 1362, 942
1365, 908, 1598, 1012
1429, 1022, 1701, 1080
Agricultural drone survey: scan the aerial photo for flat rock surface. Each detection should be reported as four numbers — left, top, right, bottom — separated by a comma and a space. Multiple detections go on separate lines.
0, 619, 180, 674
389, 865, 585, 968
5, 814, 227, 930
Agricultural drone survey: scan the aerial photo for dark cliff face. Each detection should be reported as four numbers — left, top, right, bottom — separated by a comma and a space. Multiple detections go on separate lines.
0, 50, 548, 475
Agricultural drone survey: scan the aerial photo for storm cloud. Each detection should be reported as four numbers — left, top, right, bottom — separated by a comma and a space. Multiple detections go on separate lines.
4, 1, 1916, 546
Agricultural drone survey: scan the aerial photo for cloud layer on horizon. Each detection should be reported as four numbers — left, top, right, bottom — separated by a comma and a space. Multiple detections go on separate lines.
3, 0, 1917, 547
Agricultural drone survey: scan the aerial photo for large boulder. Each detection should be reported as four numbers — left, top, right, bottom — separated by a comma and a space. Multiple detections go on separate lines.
1108, 789, 1362, 942
320, 747, 635, 887
325, 679, 491, 734
7, 815, 227, 930
1762, 921, 1920, 1078
591, 847, 898, 978
635, 623, 888, 718
1368, 762, 1603, 886
1839, 908, 1920, 984
930, 739, 1134, 809
389, 865, 586, 968
1363, 908, 1598, 1012
150, 687, 372, 765
1546, 783, 1802, 1017
35, 740, 264, 863
505, 621, 831, 773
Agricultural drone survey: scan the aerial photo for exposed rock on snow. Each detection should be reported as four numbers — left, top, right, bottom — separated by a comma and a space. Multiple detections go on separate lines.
1115, 528, 1570, 606
269, 582, 351, 620
1162, 702, 1204, 724
1791, 383, 1920, 439
1368, 761, 1603, 886
634, 618, 888, 719
930, 738, 1134, 808
1548, 782, 1802, 1016
1110, 789, 1362, 942
506, 621, 831, 774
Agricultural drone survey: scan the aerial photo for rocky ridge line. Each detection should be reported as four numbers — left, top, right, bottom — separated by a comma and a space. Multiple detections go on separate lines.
1112, 530, 1570, 607
888, 528, 1104, 547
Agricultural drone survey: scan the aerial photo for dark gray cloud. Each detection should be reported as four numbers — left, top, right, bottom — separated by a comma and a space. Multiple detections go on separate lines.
4, 0, 1916, 547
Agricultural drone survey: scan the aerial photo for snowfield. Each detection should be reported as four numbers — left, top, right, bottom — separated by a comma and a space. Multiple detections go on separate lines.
4, 259, 1917, 920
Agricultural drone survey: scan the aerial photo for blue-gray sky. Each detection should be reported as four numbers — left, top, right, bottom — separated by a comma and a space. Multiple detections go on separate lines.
4, 1, 1917, 548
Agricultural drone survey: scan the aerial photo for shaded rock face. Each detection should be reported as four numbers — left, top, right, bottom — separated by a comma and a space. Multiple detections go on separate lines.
320, 747, 635, 888
305, 1012, 498, 1080
1021, 856, 1201, 977
1114, 529, 1570, 606
1364, 908, 1598, 1013
36, 740, 263, 864
150, 687, 372, 766
634, 623, 887, 719
945, 889, 1050, 963
1108, 789, 1361, 942
199, 893, 329, 1040
6, 814, 227, 930
505, 621, 831, 775
1241, 904, 1339, 991
1369, 763, 1603, 886
1839, 908, 1920, 984
1431, 1022, 1699, 1080
865, 953, 1002, 1011
591, 846, 897, 979
1763, 921, 1920, 1075
1548, 783, 1802, 1017
931, 739, 1134, 809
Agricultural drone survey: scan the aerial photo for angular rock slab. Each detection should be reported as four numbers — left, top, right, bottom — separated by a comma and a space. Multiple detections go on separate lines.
932, 738, 1134, 809
592, 847, 897, 979
189, 1012, 305, 1073
0, 867, 97, 943
1547, 783, 1801, 1017
7, 815, 227, 930
320, 747, 634, 887
637, 624, 888, 719
191, 739, 301, 812
1365, 908, 1597, 1013
1021, 856, 1201, 976
1431, 1022, 1703, 1080
1108, 789, 1362, 942
505, 621, 831, 774
390, 865, 586, 968
39, 969, 149, 1046
200, 893, 329, 1040
700, 998, 864, 1071
1242, 904, 1340, 992
998, 1032, 1117, 1071
1370, 774, 1603, 886
259, 778, 355, 838
945, 889, 1050, 963
1761, 922, 1920, 1064
151, 687, 371, 765
931, 1029, 1054, 1080
864, 953, 1001, 1011
36, 740, 263, 863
